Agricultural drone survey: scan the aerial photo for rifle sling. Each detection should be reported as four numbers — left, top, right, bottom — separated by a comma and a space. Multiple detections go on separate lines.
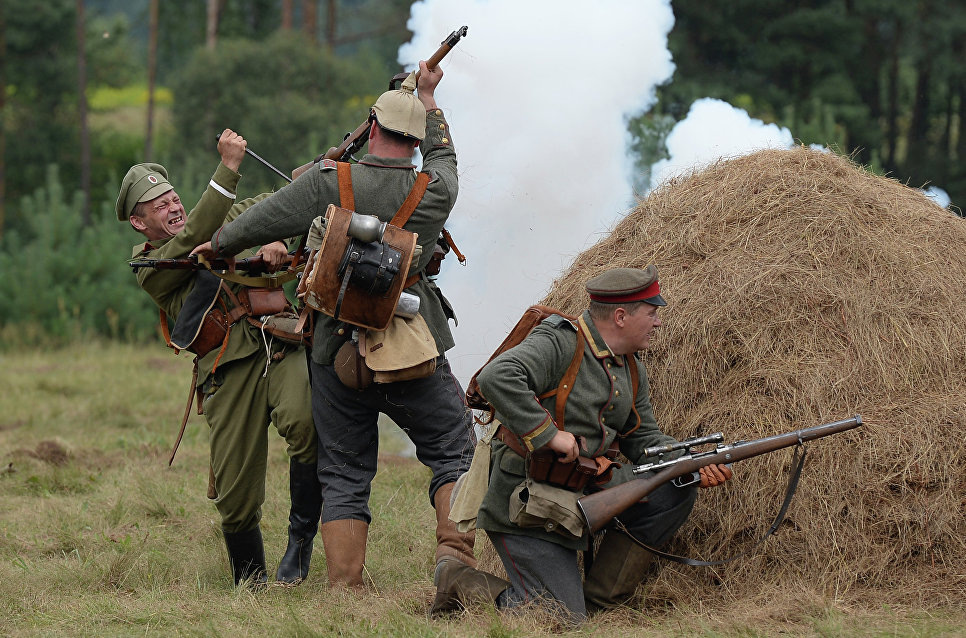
611, 444, 808, 567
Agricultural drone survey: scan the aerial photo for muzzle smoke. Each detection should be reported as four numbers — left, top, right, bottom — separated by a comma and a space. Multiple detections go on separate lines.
400, 0, 676, 383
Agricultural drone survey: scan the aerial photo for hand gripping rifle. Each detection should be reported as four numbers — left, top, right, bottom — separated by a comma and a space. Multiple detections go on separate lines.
577, 415, 863, 534
291, 25, 469, 178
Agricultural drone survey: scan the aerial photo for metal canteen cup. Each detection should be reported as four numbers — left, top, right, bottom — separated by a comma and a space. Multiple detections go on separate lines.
347, 213, 387, 243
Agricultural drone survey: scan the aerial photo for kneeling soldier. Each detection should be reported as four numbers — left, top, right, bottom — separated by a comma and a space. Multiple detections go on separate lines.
439, 266, 731, 621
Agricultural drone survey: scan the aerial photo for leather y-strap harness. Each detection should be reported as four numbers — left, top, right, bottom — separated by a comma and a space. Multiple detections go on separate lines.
495, 320, 642, 465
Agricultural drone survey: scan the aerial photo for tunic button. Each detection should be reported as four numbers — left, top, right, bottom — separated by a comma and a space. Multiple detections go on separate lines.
441, 137, 449, 143
545, 521, 556, 531
337, 328, 345, 335
615, 390, 620, 397
609, 405, 614, 411
612, 375, 617, 381
435, 109, 442, 116
439, 123, 446, 129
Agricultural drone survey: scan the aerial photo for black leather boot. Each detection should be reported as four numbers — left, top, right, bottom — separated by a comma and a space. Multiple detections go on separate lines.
223, 526, 268, 588
275, 459, 323, 585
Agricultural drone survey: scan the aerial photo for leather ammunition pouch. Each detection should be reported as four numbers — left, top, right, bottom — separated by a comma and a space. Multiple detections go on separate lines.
527, 449, 600, 492
238, 286, 288, 316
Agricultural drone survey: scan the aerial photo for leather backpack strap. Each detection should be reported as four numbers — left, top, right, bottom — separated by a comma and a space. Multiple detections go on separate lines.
158, 308, 179, 353
537, 322, 586, 431
168, 358, 200, 465
390, 172, 430, 227
337, 161, 355, 210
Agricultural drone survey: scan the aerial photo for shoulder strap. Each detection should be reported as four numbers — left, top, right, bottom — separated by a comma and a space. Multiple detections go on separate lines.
390, 172, 430, 227
537, 322, 586, 431
337, 161, 355, 210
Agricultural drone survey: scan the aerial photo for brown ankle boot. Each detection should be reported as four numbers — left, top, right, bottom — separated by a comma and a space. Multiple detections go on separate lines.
319, 518, 368, 588
433, 482, 477, 568
431, 557, 508, 615
583, 530, 654, 611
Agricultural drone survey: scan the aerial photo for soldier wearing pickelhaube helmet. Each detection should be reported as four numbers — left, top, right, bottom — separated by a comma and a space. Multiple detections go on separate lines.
118, 130, 323, 589
455, 266, 734, 622
192, 61, 477, 600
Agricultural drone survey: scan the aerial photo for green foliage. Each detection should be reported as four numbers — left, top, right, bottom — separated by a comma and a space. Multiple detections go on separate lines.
0, 166, 156, 347
89, 85, 173, 111
170, 31, 385, 196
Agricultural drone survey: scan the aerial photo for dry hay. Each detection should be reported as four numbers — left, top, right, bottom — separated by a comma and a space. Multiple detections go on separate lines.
538, 147, 966, 609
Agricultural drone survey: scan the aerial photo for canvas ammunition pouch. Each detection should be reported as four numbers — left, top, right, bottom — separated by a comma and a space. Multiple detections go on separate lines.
508, 478, 585, 540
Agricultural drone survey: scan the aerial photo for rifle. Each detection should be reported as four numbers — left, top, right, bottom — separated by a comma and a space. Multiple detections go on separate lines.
128, 253, 302, 276
577, 415, 863, 534
291, 25, 469, 179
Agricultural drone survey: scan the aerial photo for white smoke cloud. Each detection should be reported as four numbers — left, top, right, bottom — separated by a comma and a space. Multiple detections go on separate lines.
399, 0, 676, 384
923, 186, 951, 209
649, 97, 794, 190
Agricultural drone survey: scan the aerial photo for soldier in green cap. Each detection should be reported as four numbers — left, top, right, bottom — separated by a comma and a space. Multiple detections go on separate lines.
191, 61, 478, 599
117, 129, 323, 588
450, 265, 733, 622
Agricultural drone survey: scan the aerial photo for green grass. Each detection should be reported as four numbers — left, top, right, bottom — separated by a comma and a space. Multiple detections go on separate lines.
1, 342, 964, 637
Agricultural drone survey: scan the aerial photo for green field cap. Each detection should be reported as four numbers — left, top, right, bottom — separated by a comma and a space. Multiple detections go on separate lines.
116, 163, 171, 221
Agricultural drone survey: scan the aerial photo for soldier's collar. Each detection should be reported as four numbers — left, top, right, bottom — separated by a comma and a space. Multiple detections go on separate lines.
578, 311, 622, 364
357, 154, 416, 169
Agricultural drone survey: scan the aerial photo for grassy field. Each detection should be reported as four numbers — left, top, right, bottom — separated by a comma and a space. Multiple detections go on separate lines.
1, 342, 964, 637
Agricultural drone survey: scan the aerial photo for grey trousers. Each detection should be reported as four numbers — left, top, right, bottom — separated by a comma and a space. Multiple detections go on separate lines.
310, 358, 474, 524
487, 480, 697, 621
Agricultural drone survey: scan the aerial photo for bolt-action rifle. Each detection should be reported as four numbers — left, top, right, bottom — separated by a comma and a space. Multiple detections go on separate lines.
291, 25, 469, 179
577, 415, 863, 534
129, 253, 304, 276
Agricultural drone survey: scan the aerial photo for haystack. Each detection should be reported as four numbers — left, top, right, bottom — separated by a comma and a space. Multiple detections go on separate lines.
538, 147, 966, 609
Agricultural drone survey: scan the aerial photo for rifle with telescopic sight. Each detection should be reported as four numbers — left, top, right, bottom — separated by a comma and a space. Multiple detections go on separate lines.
577, 415, 864, 534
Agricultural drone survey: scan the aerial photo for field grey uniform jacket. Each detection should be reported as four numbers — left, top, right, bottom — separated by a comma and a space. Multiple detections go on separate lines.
208, 109, 458, 366
474, 311, 679, 551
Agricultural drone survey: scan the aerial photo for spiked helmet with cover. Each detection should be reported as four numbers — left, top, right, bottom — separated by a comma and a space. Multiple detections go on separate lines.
370, 72, 426, 141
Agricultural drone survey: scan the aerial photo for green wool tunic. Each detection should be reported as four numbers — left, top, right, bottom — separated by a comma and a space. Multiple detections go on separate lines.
209, 110, 458, 366
475, 311, 679, 550
130, 162, 316, 533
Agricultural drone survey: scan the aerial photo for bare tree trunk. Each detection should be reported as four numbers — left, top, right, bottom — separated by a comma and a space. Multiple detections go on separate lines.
282, 0, 293, 30
76, 0, 91, 226
145, 0, 159, 160
207, 0, 219, 50
0, 1, 6, 239
302, 0, 317, 44
326, 0, 336, 51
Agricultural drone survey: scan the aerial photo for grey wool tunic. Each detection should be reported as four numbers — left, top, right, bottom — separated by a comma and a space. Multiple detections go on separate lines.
474, 310, 679, 550
209, 110, 459, 366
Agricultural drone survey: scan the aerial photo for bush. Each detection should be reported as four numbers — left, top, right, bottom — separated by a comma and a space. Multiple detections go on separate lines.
0, 165, 157, 348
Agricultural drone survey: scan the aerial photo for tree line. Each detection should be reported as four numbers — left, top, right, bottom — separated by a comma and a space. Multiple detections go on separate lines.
1, 0, 963, 346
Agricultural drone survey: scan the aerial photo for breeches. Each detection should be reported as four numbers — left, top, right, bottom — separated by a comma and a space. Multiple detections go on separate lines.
202, 347, 316, 533
310, 358, 473, 524
487, 481, 697, 620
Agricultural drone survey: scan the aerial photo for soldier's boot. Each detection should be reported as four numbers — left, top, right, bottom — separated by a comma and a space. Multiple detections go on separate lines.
430, 556, 509, 615
275, 459, 323, 585
583, 530, 654, 612
433, 482, 477, 568
223, 526, 268, 589
319, 518, 368, 588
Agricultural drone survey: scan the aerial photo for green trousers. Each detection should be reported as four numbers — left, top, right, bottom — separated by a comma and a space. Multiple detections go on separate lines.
202, 343, 316, 533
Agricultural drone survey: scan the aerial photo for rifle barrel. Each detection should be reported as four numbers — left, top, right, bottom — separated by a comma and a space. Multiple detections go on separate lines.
577, 415, 863, 534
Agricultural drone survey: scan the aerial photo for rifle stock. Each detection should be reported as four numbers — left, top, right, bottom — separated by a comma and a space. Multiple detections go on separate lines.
576, 415, 863, 534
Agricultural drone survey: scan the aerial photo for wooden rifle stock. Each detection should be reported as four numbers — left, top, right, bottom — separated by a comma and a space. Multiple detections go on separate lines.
576, 415, 863, 534
293, 25, 469, 173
